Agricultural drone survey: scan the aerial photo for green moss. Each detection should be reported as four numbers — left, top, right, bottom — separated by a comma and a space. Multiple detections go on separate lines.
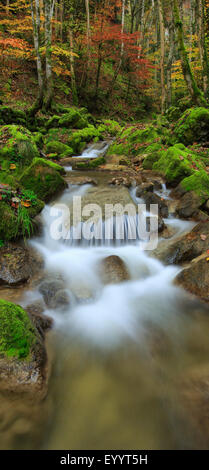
19, 157, 66, 201
153, 145, 204, 183
181, 170, 209, 199
174, 107, 209, 145
0, 106, 26, 125
75, 156, 105, 169
0, 202, 18, 241
165, 106, 182, 122
46, 140, 73, 157
33, 132, 44, 148
98, 120, 122, 136
58, 109, 88, 129
0, 125, 39, 167
68, 126, 102, 154
0, 300, 37, 359
107, 126, 159, 156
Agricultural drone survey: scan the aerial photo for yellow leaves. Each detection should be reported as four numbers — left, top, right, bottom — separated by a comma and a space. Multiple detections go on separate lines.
51, 45, 79, 59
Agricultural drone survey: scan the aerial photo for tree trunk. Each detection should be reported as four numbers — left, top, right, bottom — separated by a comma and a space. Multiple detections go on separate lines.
167, 9, 175, 108
29, 0, 44, 115
107, 0, 125, 98
197, 0, 209, 96
44, 0, 55, 110
157, 0, 166, 113
69, 28, 78, 105
173, 0, 207, 107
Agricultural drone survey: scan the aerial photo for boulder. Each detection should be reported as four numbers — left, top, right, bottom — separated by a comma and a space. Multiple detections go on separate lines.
143, 191, 169, 218
0, 125, 39, 168
19, 157, 67, 202
176, 191, 203, 218
176, 254, 209, 303
0, 244, 32, 286
0, 299, 48, 397
136, 182, 154, 197
174, 107, 209, 145
155, 221, 209, 265
39, 279, 64, 307
99, 255, 130, 285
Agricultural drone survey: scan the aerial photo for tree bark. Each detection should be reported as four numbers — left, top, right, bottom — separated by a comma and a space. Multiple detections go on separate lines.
106, 0, 125, 98
197, 0, 209, 96
69, 28, 78, 105
44, 0, 55, 110
167, 9, 175, 108
173, 0, 207, 107
29, 0, 44, 114
157, 0, 166, 113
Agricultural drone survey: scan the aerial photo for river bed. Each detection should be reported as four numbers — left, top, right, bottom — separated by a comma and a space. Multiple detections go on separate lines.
0, 145, 209, 450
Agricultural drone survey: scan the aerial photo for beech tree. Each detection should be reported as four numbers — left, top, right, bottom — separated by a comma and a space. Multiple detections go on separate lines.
172, 0, 207, 107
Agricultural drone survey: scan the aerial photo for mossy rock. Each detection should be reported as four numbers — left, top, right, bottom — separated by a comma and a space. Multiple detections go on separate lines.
165, 106, 182, 122
74, 156, 105, 169
153, 145, 204, 184
33, 132, 44, 148
98, 120, 122, 136
0, 202, 18, 241
180, 170, 209, 200
68, 126, 102, 154
0, 106, 26, 125
107, 126, 159, 157
174, 107, 209, 145
45, 140, 73, 157
0, 199, 44, 242
0, 299, 37, 359
19, 157, 67, 201
0, 125, 39, 167
58, 109, 88, 129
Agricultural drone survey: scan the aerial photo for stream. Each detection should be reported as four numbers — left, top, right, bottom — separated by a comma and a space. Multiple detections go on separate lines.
1, 143, 209, 450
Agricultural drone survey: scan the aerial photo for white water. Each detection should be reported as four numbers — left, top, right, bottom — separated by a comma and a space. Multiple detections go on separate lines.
27, 182, 194, 350
76, 141, 110, 159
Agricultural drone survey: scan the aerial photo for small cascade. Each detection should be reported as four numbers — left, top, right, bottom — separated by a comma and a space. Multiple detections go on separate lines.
76, 140, 110, 159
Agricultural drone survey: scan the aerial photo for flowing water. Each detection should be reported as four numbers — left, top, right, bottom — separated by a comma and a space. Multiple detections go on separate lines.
1, 144, 209, 450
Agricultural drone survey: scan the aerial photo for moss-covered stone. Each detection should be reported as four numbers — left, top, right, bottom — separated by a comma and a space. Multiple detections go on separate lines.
107, 125, 159, 157
153, 145, 204, 183
174, 107, 209, 145
68, 126, 102, 154
19, 157, 66, 201
0, 106, 26, 126
180, 171, 209, 199
0, 125, 39, 167
165, 106, 182, 122
45, 140, 73, 157
0, 202, 18, 241
98, 119, 122, 136
0, 299, 37, 359
74, 156, 105, 169
0, 197, 44, 242
33, 132, 44, 148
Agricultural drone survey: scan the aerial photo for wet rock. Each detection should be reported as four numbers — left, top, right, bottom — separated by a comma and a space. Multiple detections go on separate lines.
66, 176, 98, 186
156, 221, 209, 265
0, 300, 49, 398
176, 254, 209, 303
109, 176, 132, 188
39, 279, 65, 308
0, 244, 31, 286
136, 182, 154, 198
176, 191, 203, 219
53, 289, 70, 309
143, 192, 169, 218
99, 255, 130, 285
26, 301, 53, 339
